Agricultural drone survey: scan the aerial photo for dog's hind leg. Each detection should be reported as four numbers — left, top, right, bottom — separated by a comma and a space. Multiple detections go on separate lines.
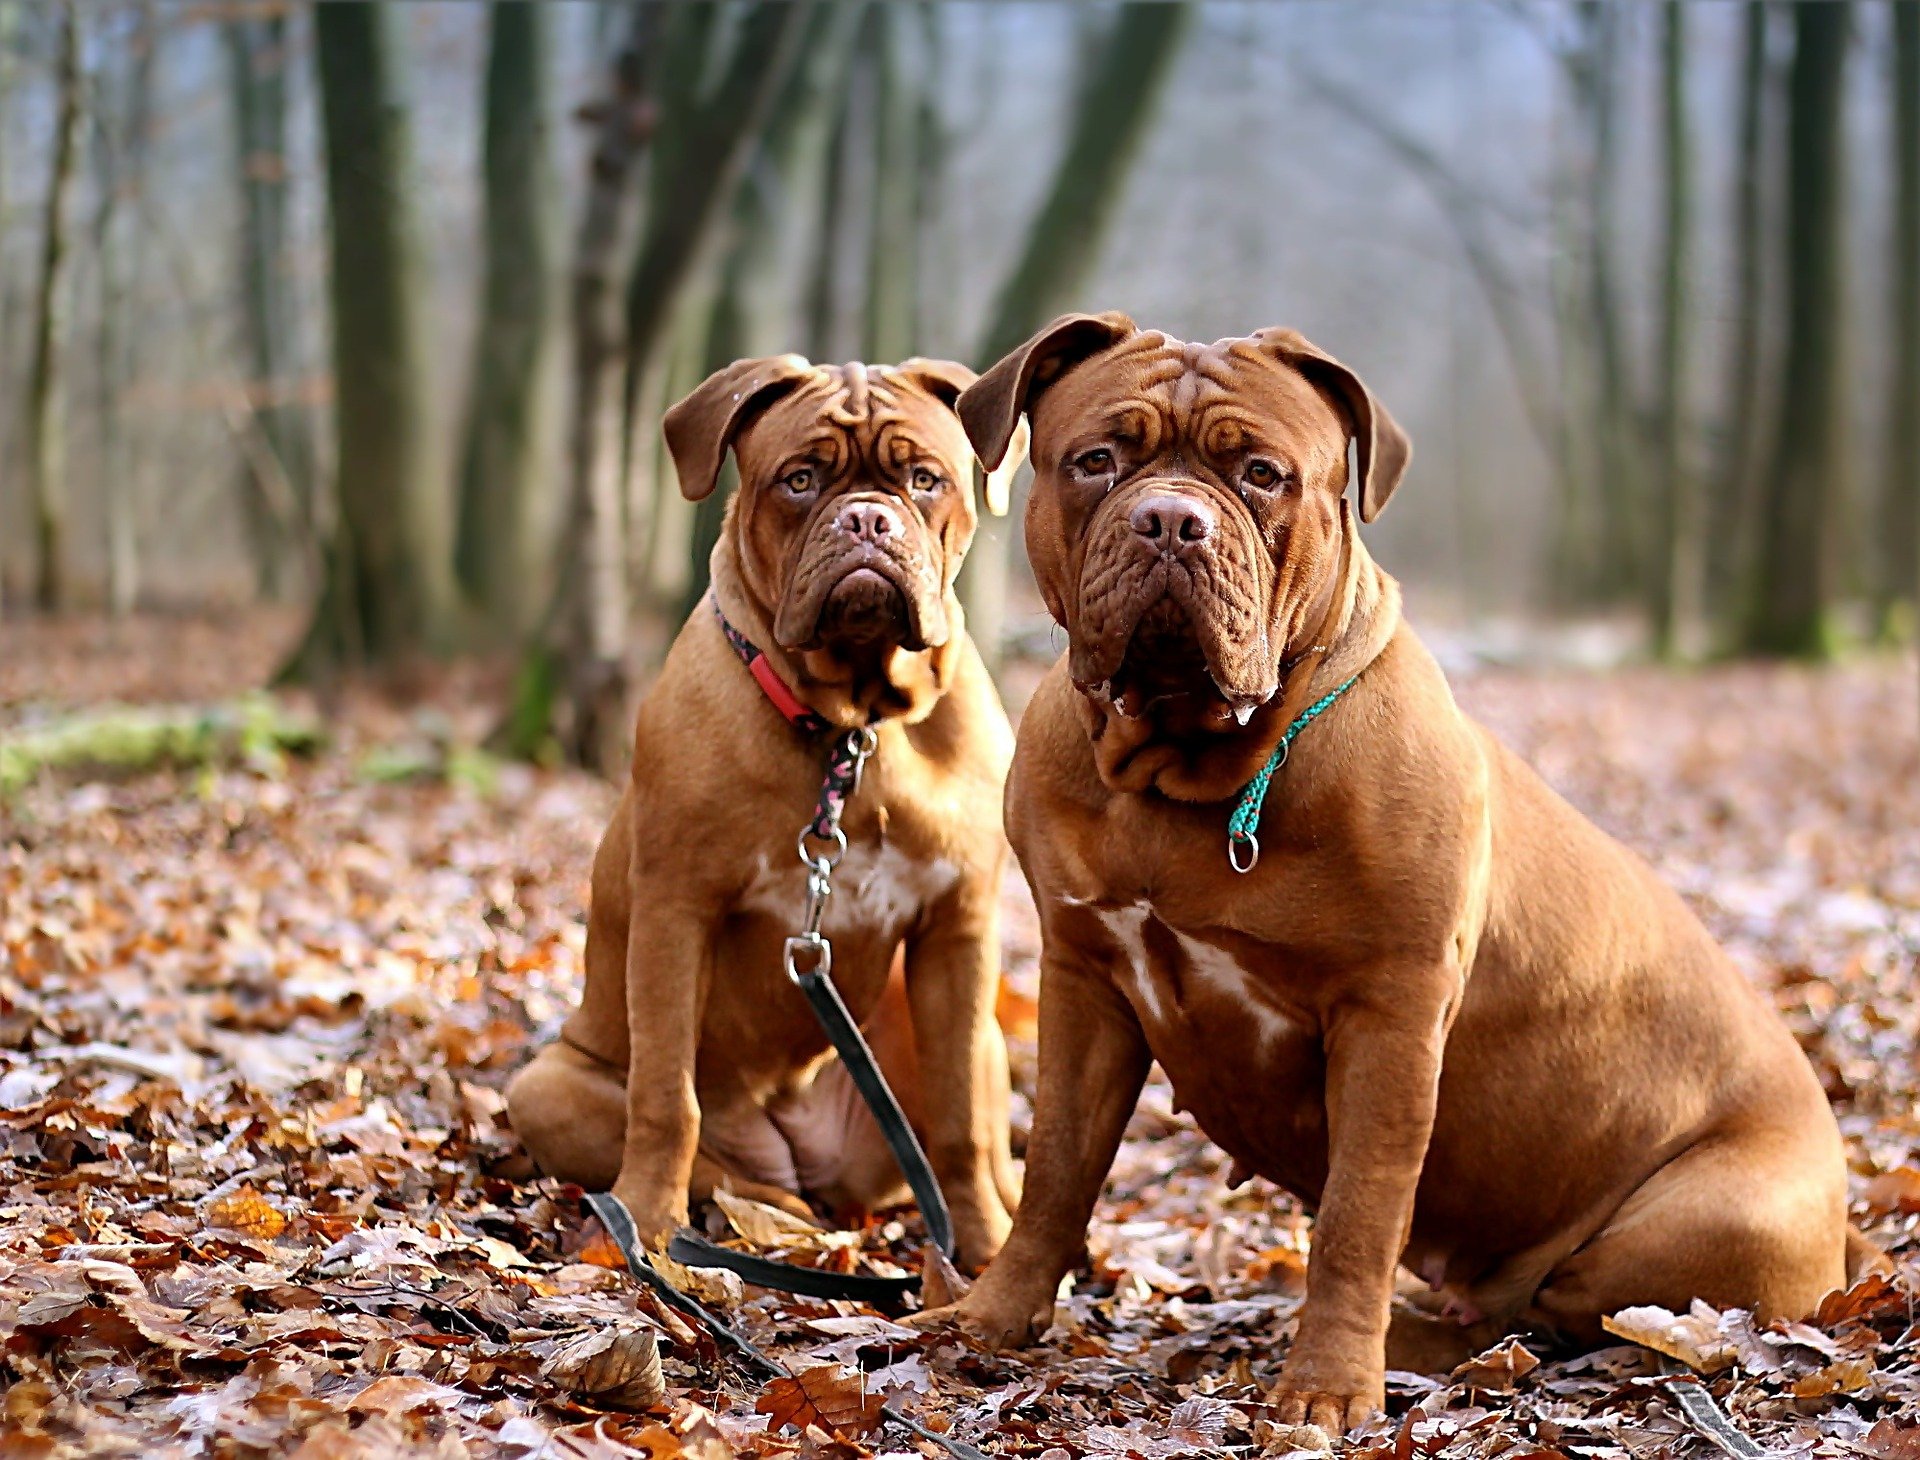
1383, 1304, 1507, 1377
689, 1152, 818, 1225
1528, 1112, 1849, 1341
504, 1041, 628, 1190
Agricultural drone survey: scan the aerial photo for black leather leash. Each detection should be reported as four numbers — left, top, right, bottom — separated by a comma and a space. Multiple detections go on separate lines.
661, 602, 955, 1302
666, 953, 953, 1301
586, 1192, 985, 1460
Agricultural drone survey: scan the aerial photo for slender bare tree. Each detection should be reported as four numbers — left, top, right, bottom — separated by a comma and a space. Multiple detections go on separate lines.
1650, 3, 1695, 657
1707, 2, 1773, 635
288, 3, 453, 674
93, 1, 157, 620
960, 1, 1193, 667
505, 5, 660, 767
1882, 0, 1920, 631
23, 1, 82, 612
225, 4, 312, 602
0, 0, 20, 618
455, 1, 562, 637
1745, 2, 1851, 658
516, 2, 811, 773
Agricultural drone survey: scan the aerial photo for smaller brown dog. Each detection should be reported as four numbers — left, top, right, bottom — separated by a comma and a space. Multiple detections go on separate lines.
507, 356, 1022, 1266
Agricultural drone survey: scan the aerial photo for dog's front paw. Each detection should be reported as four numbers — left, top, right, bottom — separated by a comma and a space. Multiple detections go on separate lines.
607, 1180, 688, 1252
907, 1271, 1055, 1350
1268, 1360, 1383, 1436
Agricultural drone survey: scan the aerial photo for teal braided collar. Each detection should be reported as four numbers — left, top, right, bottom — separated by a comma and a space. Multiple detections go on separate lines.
1225, 675, 1359, 873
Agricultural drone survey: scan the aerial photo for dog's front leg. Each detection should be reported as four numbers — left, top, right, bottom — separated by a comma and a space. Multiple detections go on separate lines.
1274, 995, 1448, 1434
904, 876, 1014, 1269
610, 859, 712, 1249
914, 936, 1150, 1346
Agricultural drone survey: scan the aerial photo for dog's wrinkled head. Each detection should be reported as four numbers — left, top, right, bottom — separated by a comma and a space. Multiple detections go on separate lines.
666, 357, 1018, 712
959, 313, 1410, 790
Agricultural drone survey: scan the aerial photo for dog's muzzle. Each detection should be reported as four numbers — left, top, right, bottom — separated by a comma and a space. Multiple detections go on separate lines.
773, 495, 949, 652
1069, 482, 1275, 714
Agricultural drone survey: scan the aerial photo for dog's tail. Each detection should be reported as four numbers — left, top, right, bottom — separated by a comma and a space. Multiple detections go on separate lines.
1846, 1224, 1895, 1283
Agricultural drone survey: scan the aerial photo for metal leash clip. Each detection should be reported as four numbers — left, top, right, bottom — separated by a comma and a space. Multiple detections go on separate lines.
784, 726, 879, 984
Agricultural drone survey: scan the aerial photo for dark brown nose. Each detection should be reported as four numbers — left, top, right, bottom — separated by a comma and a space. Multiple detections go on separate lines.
834, 498, 902, 544
1129, 492, 1215, 553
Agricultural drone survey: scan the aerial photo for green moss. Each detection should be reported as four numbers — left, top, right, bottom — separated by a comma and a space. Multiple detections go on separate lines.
0, 695, 323, 800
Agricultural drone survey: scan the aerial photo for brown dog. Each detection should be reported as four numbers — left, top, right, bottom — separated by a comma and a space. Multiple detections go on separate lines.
507, 356, 1021, 1268
915, 313, 1867, 1430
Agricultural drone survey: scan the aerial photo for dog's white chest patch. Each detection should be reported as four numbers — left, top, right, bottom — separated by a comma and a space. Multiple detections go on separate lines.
741, 842, 956, 936
1170, 928, 1297, 1046
1074, 896, 1296, 1045
1088, 901, 1165, 1022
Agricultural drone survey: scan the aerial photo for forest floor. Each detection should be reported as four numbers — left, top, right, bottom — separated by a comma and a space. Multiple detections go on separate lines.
3, 615, 1919, 1459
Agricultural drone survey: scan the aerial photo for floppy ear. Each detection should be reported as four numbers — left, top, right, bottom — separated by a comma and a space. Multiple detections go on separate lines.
1252, 329, 1411, 523
895, 357, 1025, 517
893, 356, 976, 407
983, 418, 1029, 517
956, 311, 1136, 472
661, 354, 815, 501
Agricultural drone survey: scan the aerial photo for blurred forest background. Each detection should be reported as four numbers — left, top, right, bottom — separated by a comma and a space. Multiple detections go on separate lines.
0, 0, 1916, 772
3, 9, 1920, 1451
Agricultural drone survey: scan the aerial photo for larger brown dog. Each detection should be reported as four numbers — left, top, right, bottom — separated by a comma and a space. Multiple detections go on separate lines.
507, 356, 1020, 1267
917, 314, 1865, 1430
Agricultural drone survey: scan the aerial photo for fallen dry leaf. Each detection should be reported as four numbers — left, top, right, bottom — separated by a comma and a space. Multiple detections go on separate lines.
1790, 1355, 1875, 1397
920, 1242, 972, 1309
711, 1186, 823, 1248
542, 1324, 666, 1411
1602, 1301, 1737, 1373
1450, 1335, 1541, 1391
1255, 1419, 1333, 1455
202, 1185, 288, 1241
754, 1364, 884, 1439
346, 1375, 466, 1414
643, 1246, 745, 1308
1862, 1420, 1920, 1460
577, 1223, 629, 1270
1864, 1168, 1920, 1216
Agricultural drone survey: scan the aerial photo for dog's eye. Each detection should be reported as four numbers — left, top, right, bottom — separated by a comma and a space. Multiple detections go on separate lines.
1243, 460, 1281, 490
782, 467, 816, 496
910, 466, 943, 497
1075, 448, 1115, 477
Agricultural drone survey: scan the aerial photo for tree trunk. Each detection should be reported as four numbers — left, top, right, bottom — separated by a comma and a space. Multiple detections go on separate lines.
505, 5, 661, 770
974, 3, 1190, 365
289, 3, 451, 675
455, 1, 562, 637
0, 0, 17, 620
862, 3, 919, 364
802, 20, 857, 363
225, 8, 313, 602
1743, 2, 1850, 658
1580, 2, 1644, 606
23, 1, 83, 613
909, 2, 947, 356
1880, 0, 1920, 629
961, 1, 1192, 668
1649, 3, 1694, 657
93, 2, 157, 621
620, 2, 812, 426
1706, 1, 1771, 635
682, 5, 856, 622
544, 0, 808, 771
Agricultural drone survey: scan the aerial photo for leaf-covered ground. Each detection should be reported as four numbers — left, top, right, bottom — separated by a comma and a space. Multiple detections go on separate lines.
3, 619, 1918, 1459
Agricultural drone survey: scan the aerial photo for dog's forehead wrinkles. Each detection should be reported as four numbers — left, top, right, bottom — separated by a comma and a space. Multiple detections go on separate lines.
747, 366, 964, 486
